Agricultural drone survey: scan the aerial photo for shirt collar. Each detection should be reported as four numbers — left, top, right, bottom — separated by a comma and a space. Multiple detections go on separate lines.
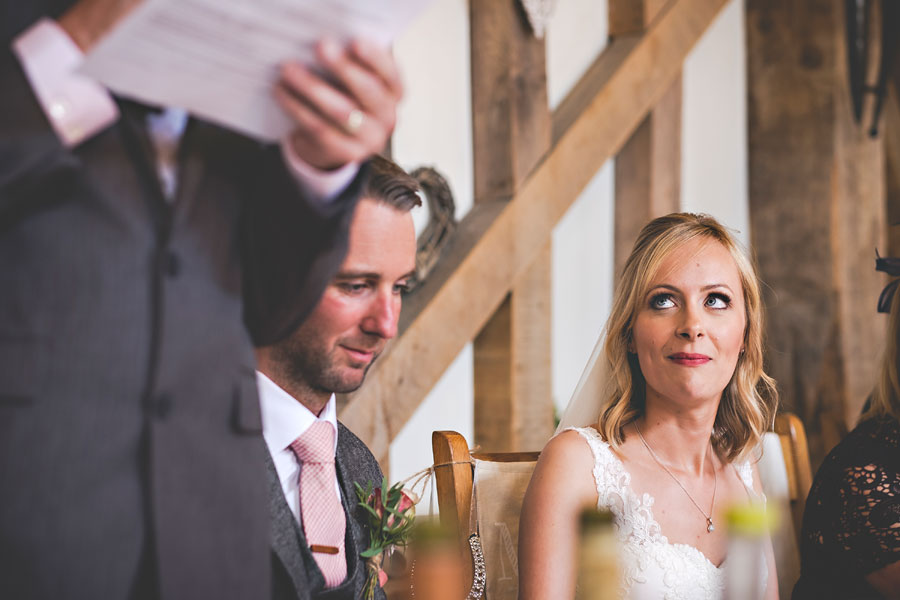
256, 371, 338, 455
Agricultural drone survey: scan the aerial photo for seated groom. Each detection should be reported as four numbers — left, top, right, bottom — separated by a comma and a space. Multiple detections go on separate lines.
255, 155, 420, 600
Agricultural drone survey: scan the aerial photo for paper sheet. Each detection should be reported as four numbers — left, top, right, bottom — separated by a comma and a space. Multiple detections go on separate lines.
81, 0, 430, 141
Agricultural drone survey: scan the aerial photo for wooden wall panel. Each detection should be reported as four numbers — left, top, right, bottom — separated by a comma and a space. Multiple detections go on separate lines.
614, 74, 682, 277
746, 0, 885, 465
886, 71, 900, 256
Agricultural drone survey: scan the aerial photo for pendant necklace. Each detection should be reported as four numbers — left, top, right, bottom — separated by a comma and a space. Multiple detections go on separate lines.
634, 421, 718, 533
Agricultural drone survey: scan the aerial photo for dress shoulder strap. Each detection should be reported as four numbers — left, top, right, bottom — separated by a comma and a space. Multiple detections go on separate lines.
561, 426, 631, 503
734, 461, 764, 501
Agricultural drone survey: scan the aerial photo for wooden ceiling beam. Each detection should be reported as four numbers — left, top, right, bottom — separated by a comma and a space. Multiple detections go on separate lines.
339, 0, 730, 458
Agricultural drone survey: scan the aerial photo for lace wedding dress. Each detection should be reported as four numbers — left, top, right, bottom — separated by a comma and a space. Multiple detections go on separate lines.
568, 427, 768, 600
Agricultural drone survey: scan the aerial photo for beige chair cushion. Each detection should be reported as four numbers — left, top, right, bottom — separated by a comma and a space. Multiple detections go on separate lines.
472, 458, 537, 600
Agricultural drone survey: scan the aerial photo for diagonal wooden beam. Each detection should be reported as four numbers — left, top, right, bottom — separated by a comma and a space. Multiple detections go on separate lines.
340, 0, 729, 459
609, 0, 672, 35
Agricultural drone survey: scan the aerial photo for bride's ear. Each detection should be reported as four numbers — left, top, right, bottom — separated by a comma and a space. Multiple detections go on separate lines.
626, 334, 636, 354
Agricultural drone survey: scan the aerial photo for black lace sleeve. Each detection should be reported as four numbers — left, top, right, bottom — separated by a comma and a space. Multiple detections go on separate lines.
805, 417, 900, 575
831, 460, 900, 573
795, 417, 900, 598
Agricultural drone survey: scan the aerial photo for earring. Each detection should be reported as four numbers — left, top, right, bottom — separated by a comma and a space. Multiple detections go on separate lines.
740, 348, 745, 355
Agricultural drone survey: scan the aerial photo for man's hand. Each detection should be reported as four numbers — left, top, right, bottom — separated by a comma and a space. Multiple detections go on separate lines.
276, 38, 403, 172
58, 0, 143, 52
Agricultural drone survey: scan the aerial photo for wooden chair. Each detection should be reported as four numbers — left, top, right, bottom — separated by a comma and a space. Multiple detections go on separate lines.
772, 412, 814, 540
433, 412, 813, 600
749, 412, 814, 598
432, 431, 539, 600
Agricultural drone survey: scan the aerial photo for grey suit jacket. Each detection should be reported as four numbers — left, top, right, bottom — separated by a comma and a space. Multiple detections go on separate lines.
269, 423, 388, 600
0, 13, 364, 599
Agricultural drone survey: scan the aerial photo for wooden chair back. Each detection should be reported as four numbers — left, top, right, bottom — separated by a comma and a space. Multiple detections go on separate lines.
773, 412, 813, 541
432, 431, 539, 599
757, 412, 813, 598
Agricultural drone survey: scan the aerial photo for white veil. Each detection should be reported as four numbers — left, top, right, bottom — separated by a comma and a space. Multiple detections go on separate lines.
554, 328, 611, 433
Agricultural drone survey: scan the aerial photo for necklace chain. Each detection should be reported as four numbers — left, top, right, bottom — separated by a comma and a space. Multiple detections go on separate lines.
634, 422, 718, 533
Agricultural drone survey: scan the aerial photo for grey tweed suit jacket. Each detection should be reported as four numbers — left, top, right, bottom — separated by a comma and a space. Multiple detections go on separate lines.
269, 423, 387, 600
0, 7, 365, 598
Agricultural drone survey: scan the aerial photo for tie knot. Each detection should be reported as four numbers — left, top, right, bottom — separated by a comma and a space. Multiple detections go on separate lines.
290, 421, 335, 464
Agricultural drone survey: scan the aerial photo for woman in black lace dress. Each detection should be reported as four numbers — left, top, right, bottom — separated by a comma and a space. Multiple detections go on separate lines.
792, 258, 900, 599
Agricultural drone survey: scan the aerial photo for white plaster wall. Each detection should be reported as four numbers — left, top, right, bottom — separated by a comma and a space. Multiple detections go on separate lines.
545, 0, 609, 110
389, 0, 474, 485
392, 0, 473, 221
388, 344, 474, 510
547, 0, 614, 415
551, 162, 616, 415
681, 0, 750, 246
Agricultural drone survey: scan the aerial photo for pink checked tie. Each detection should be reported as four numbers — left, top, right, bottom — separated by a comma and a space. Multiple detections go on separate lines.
290, 421, 347, 587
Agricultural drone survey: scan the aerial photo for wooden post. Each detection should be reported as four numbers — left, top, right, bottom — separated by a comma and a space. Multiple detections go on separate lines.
746, 0, 885, 466
471, 0, 553, 452
885, 67, 900, 256
614, 74, 682, 276
609, 0, 672, 35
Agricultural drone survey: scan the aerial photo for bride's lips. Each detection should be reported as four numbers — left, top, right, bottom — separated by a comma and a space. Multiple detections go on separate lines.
668, 352, 711, 366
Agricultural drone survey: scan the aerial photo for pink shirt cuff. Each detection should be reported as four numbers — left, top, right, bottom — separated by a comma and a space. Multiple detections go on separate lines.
12, 18, 118, 147
280, 137, 360, 205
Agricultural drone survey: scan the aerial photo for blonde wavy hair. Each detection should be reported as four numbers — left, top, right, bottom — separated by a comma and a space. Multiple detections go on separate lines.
869, 290, 900, 422
598, 213, 778, 462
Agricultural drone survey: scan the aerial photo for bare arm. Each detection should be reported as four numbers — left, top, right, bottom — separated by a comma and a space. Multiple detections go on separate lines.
518, 430, 599, 600
865, 560, 900, 599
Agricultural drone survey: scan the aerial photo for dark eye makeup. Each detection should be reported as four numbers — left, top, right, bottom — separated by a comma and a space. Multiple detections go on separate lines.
647, 290, 732, 310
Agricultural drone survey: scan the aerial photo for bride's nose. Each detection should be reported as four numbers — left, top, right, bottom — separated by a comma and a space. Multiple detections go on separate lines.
675, 307, 704, 340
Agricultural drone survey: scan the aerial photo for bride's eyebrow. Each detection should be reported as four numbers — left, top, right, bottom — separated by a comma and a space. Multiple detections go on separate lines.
700, 283, 734, 294
646, 284, 681, 295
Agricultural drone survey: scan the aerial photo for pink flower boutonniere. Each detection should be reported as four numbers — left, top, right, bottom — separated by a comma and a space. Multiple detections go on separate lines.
355, 477, 418, 600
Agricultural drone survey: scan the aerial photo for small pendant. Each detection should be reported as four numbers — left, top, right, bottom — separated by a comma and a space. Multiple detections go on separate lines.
707, 519, 715, 533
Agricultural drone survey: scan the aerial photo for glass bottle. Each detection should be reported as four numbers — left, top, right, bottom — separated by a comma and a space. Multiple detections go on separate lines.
407, 519, 466, 600
724, 502, 773, 600
575, 507, 620, 600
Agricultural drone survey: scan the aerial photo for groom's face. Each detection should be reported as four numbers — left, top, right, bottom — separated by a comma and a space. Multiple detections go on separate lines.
276, 198, 416, 394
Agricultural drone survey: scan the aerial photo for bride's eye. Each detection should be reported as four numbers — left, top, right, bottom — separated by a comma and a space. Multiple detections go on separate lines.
704, 293, 731, 309
650, 293, 676, 309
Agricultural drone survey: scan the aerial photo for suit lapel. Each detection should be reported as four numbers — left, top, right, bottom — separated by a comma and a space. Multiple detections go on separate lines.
265, 449, 311, 599
335, 441, 363, 576
334, 424, 387, 600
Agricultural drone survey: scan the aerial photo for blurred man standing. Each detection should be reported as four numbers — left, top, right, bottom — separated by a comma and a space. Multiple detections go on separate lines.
0, 1, 403, 598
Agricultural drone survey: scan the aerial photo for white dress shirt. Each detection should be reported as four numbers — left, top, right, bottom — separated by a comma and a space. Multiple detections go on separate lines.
257, 371, 341, 524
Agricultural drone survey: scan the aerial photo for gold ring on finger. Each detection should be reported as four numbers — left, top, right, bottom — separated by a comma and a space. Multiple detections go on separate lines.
344, 109, 365, 134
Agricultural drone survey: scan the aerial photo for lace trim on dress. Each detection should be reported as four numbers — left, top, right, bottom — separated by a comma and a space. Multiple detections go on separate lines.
564, 426, 764, 600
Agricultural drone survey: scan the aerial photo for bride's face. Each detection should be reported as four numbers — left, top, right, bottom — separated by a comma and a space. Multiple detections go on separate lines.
630, 237, 746, 409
